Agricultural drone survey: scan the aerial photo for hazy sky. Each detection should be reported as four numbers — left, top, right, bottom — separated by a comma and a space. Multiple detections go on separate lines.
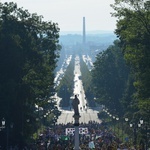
2, 0, 117, 32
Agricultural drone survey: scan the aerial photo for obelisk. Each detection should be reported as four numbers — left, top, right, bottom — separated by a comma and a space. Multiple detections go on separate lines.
83, 17, 86, 46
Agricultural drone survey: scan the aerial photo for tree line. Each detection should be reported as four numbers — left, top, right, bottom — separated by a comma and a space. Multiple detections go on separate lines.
56, 55, 75, 107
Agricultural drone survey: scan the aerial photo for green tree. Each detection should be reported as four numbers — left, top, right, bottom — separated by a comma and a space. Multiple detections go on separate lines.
56, 55, 74, 107
111, 0, 150, 119
0, 2, 60, 146
91, 40, 129, 115
79, 55, 95, 107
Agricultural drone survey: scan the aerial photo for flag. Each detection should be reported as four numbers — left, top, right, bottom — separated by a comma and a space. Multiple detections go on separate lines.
61, 135, 70, 141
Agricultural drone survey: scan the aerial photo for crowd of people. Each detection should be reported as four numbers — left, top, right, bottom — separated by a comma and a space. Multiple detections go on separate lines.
33, 121, 135, 150
4, 120, 146, 149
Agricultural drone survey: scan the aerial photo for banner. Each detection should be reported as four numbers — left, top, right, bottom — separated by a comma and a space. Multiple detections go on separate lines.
79, 127, 88, 134
65, 127, 88, 135
65, 128, 75, 135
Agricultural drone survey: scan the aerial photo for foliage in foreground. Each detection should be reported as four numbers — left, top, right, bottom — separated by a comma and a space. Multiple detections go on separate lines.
0, 2, 61, 146
111, 0, 150, 120
92, 0, 150, 124
91, 40, 129, 115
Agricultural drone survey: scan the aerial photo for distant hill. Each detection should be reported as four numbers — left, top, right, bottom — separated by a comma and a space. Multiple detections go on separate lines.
60, 30, 115, 35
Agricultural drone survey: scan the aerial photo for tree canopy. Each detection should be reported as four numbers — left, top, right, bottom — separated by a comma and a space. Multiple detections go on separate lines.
111, 0, 150, 119
92, 0, 150, 121
0, 2, 61, 146
91, 40, 129, 115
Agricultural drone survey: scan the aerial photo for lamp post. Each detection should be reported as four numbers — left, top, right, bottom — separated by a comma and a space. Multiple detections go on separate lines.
0, 118, 5, 130
116, 117, 119, 136
112, 116, 116, 133
138, 118, 149, 150
0, 118, 14, 149
123, 117, 129, 142
0, 118, 5, 149
129, 121, 141, 149
108, 113, 112, 122
130, 122, 136, 148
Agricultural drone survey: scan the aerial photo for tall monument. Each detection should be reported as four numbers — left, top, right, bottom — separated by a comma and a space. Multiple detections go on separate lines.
83, 17, 86, 45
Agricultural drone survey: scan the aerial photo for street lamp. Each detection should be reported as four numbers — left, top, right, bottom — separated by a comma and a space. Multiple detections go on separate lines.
138, 118, 149, 150
109, 114, 112, 117
139, 118, 143, 125
116, 117, 119, 136
125, 117, 129, 122
130, 122, 136, 148
116, 117, 119, 121
129, 121, 141, 149
2, 118, 5, 126
122, 117, 129, 142
112, 116, 116, 132
0, 118, 5, 130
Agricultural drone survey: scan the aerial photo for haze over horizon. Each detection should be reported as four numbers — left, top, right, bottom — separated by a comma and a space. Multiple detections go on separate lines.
2, 0, 117, 32
59, 29, 115, 35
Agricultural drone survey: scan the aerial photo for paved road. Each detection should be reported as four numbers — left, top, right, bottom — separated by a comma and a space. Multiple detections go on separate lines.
57, 108, 102, 124
56, 55, 102, 125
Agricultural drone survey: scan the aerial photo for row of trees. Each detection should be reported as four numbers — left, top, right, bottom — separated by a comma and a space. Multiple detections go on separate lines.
0, 2, 61, 147
56, 55, 75, 107
91, 0, 150, 122
79, 55, 96, 107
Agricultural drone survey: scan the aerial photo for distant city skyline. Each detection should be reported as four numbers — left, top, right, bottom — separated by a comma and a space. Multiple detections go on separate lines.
2, 0, 117, 32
